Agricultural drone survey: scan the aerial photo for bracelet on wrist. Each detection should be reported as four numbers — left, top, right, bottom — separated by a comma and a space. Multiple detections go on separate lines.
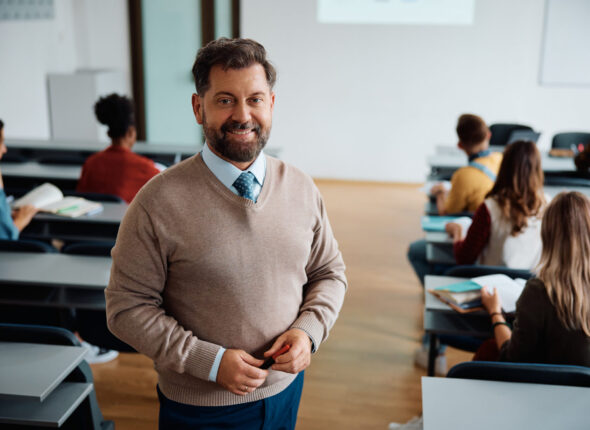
489, 311, 503, 318
492, 321, 511, 330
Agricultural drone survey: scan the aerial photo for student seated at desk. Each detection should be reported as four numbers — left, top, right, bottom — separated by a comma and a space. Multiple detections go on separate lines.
446, 140, 546, 269
0, 119, 37, 239
408, 114, 502, 285
431, 113, 502, 215
479, 192, 590, 365
76, 94, 160, 203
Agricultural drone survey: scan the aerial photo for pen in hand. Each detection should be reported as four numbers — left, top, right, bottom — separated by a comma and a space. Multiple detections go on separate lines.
260, 344, 291, 369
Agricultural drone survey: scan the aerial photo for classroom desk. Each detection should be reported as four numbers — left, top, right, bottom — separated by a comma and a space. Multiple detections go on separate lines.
425, 232, 454, 264
0, 252, 111, 310
5, 138, 283, 164
424, 275, 490, 376
428, 151, 576, 179
21, 201, 127, 243
0, 342, 93, 427
1, 161, 81, 192
422, 376, 589, 430
6, 138, 202, 165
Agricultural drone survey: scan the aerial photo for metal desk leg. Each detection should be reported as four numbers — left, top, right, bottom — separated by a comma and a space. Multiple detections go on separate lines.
428, 333, 439, 377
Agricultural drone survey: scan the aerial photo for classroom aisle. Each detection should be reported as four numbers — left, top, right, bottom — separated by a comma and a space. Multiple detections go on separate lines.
90, 181, 471, 429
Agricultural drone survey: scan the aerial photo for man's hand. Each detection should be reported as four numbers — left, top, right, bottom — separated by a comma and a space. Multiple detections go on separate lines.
216, 349, 268, 396
264, 329, 312, 374
445, 222, 463, 242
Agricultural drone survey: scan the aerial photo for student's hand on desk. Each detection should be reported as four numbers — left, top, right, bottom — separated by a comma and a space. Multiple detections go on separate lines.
12, 205, 38, 231
217, 349, 268, 396
430, 183, 447, 196
481, 286, 502, 315
264, 328, 312, 374
445, 222, 463, 242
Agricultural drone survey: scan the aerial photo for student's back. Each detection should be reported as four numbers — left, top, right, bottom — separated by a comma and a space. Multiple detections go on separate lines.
433, 114, 502, 215
448, 140, 546, 270
78, 145, 159, 203
76, 94, 159, 203
481, 192, 590, 367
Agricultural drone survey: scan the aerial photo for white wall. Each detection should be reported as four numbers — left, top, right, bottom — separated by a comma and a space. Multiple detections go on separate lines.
0, 0, 131, 140
242, 0, 590, 182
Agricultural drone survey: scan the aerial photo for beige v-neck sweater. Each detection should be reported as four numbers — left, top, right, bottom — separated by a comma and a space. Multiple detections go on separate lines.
105, 154, 347, 406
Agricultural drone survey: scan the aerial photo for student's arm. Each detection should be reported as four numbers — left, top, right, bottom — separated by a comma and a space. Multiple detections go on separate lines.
0, 188, 19, 240
434, 189, 449, 215
481, 287, 511, 349
451, 203, 491, 264
498, 281, 545, 362
12, 205, 38, 232
442, 171, 469, 215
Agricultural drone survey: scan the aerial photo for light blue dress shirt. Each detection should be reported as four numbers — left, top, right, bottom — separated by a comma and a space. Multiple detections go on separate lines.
201, 142, 267, 382
201, 143, 266, 202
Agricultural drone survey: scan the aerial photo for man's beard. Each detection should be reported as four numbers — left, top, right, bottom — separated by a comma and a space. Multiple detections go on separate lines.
202, 113, 270, 163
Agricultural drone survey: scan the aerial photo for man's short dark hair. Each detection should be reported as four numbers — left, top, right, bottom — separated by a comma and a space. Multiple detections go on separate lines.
456, 114, 489, 148
0, 119, 4, 131
192, 38, 276, 95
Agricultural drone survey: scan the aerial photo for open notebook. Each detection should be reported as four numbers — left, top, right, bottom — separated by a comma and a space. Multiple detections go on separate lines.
429, 274, 526, 314
12, 183, 103, 218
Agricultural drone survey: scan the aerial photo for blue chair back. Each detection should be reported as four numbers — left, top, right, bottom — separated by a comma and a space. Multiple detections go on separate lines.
0, 238, 57, 253
448, 361, 590, 388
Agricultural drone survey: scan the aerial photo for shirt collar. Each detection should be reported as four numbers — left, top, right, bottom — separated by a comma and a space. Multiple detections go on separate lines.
201, 142, 266, 189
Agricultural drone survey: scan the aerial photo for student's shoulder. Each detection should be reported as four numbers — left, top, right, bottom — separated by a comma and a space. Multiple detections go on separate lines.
521, 278, 550, 304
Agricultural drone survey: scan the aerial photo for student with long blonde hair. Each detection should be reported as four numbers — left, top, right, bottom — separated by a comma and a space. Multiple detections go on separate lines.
446, 140, 546, 269
481, 191, 590, 365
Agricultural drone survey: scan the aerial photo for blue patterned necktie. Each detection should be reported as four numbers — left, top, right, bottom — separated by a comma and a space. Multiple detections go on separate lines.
233, 171, 256, 201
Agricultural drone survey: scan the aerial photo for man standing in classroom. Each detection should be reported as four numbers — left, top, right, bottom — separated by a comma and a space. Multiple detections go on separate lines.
106, 38, 347, 429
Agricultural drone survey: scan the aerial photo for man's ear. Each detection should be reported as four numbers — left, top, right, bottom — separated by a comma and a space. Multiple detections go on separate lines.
457, 141, 465, 151
192, 93, 204, 124
270, 92, 276, 112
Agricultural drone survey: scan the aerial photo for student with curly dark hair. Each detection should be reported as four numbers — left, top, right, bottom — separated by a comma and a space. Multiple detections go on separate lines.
76, 94, 160, 203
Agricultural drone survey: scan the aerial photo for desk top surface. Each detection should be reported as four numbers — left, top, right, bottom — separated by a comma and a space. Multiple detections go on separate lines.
428, 150, 575, 172
0, 162, 81, 179
6, 138, 202, 156
422, 376, 590, 430
33, 201, 127, 224
0, 252, 111, 289
0, 342, 86, 401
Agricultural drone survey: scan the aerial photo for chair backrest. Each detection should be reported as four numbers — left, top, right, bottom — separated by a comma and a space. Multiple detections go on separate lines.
489, 123, 533, 147
448, 361, 590, 388
552, 132, 590, 150
61, 241, 115, 257
0, 322, 80, 346
444, 265, 533, 280
66, 191, 125, 203
0, 238, 57, 253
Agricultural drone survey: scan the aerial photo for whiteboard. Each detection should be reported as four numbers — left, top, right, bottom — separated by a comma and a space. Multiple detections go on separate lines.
540, 0, 590, 86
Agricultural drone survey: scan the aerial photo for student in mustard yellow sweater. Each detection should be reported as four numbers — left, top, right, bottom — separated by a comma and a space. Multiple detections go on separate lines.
409, 114, 503, 286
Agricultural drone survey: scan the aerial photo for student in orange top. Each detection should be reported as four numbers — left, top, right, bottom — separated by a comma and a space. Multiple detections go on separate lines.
76, 94, 160, 203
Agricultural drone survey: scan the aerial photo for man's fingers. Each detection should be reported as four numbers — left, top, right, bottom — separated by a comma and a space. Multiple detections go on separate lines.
264, 337, 285, 357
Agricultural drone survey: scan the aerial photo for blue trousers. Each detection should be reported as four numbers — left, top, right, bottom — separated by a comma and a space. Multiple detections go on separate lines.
158, 372, 304, 430
407, 239, 454, 286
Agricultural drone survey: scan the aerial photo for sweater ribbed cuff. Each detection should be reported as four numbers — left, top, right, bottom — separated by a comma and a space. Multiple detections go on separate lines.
290, 312, 325, 353
184, 340, 223, 381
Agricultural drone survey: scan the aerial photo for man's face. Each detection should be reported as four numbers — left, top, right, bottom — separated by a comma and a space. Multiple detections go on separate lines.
192, 64, 275, 165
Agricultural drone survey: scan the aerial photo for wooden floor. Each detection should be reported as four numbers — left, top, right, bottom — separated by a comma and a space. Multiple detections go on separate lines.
90, 180, 471, 429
